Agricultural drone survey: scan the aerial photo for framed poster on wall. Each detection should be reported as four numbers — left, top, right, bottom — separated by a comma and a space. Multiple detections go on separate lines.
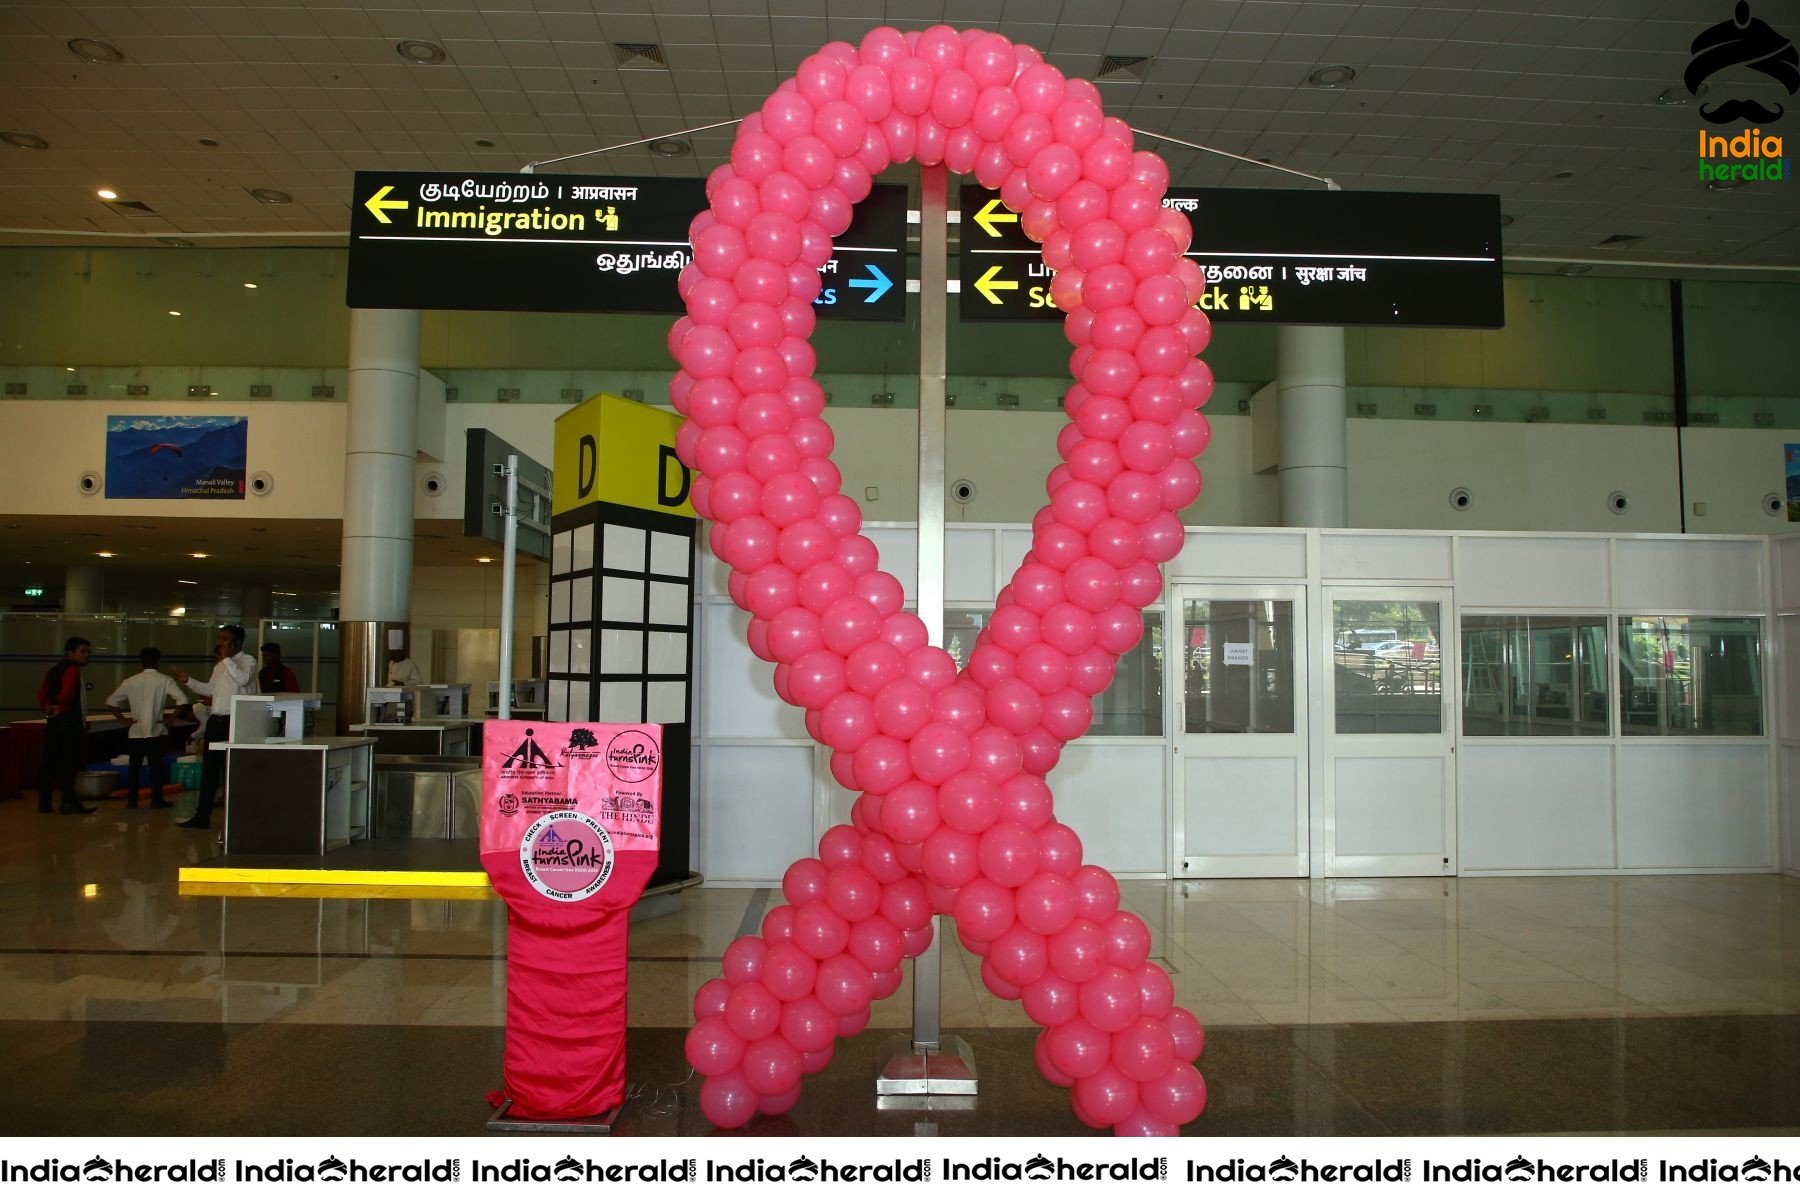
104, 415, 248, 500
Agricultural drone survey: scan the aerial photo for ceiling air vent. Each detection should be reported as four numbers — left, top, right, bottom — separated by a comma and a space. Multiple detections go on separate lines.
1097, 55, 1152, 81
612, 42, 667, 70
1595, 233, 1644, 248
105, 199, 158, 217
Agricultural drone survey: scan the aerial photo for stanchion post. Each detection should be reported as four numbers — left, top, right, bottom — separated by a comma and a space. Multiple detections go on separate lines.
498, 453, 519, 720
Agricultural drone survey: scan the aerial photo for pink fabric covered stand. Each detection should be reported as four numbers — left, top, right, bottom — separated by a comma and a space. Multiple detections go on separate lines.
481, 721, 663, 1123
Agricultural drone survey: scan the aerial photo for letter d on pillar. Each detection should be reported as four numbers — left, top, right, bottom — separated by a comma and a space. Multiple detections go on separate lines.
658, 445, 691, 508
578, 434, 597, 500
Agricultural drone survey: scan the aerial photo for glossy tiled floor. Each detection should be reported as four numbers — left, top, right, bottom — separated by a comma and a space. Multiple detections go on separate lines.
3, 798, 1799, 1135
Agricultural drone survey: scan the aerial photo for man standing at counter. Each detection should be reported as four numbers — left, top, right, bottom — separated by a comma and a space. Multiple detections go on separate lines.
36, 637, 94, 815
172, 624, 258, 831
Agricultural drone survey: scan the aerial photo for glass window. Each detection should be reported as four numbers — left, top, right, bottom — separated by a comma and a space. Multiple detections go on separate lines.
1180, 599, 1295, 734
1332, 600, 1442, 734
946, 609, 1163, 737
1619, 616, 1763, 736
1462, 615, 1610, 736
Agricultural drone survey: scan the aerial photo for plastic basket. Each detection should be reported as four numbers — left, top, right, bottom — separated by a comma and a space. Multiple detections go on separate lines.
170, 760, 203, 790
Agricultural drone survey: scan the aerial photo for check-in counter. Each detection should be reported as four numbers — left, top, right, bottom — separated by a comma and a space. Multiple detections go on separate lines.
222, 736, 376, 855
349, 720, 478, 757
373, 755, 481, 839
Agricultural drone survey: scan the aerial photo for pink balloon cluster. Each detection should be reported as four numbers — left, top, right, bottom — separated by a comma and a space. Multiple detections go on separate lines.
669, 25, 1213, 1135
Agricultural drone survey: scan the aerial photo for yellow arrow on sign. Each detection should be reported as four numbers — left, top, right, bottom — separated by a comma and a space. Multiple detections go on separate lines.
975, 263, 1019, 305
364, 184, 408, 224
973, 197, 1019, 238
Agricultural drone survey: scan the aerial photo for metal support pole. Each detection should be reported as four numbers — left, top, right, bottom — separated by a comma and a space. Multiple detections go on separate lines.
877, 164, 977, 1101
498, 454, 519, 719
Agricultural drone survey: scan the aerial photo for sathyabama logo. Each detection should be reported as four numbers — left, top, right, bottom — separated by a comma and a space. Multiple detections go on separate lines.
1687, 2, 1798, 126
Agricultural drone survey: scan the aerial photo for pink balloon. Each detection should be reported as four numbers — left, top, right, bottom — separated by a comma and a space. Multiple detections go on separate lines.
908, 722, 970, 784
881, 779, 941, 844
921, 825, 980, 888
1078, 965, 1143, 1033
1022, 972, 1080, 1026
792, 899, 850, 959
938, 770, 1001, 834
1017, 871, 1078, 937
1073, 1063, 1139, 1126
763, 942, 820, 1002
846, 913, 904, 973
952, 877, 1015, 942
1139, 1061, 1206, 1126
1072, 864, 1121, 922
970, 725, 1024, 782
988, 922, 1049, 987
780, 995, 837, 1054
815, 952, 874, 1015
1037, 821, 1084, 876
1103, 910, 1151, 969
758, 1084, 803, 1116
723, 936, 768, 984
725, 981, 782, 1042
827, 863, 882, 922
762, 904, 796, 944
854, 734, 912, 793
686, 1015, 746, 1075
699, 1068, 760, 1129
980, 956, 1023, 1001
694, 976, 733, 1020
1046, 1016, 1111, 1079
1049, 917, 1107, 982
1113, 1016, 1176, 1083
978, 820, 1040, 886
1166, 1005, 1205, 1062
782, 857, 829, 906
742, 1034, 805, 1096
1036, 1030, 1076, 1087
872, 677, 932, 739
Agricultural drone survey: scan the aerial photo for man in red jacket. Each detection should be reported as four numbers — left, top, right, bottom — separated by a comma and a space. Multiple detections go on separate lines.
37, 637, 94, 814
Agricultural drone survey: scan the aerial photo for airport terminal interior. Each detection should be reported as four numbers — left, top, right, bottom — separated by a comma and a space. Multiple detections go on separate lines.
1, 0, 1799, 1137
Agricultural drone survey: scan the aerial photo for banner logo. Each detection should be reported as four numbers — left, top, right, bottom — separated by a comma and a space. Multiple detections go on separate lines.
605, 729, 659, 782
519, 810, 614, 902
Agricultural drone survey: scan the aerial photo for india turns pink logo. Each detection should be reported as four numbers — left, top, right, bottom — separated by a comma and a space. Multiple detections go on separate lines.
671, 26, 1209, 1135
519, 811, 614, 902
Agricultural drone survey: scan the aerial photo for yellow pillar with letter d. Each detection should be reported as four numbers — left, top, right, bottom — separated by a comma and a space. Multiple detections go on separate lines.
552, 392, 694, 519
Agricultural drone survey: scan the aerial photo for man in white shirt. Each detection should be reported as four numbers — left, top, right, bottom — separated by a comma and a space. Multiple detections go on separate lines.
171, 624, 258, 830
104, 647, 183, 810
387, 649, 425, 687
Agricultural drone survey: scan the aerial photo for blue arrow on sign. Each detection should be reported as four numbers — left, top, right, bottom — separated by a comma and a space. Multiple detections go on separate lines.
848, 262, 892, 304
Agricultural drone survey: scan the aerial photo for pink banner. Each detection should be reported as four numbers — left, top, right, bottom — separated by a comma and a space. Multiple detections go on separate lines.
481, 721, 663, 863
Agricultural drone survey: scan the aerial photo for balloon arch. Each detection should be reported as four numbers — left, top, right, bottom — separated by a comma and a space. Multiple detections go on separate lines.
668, 24, 1214, 1135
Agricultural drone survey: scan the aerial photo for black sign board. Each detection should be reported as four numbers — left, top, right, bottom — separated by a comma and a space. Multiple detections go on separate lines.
463, 428, 552, 561
347, 171, 908, 322
958, 183, 1504, 328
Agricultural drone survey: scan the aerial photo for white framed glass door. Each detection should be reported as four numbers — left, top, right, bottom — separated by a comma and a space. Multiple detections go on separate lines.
1171, 585, 1308, 877
1321, 587, 1457, 876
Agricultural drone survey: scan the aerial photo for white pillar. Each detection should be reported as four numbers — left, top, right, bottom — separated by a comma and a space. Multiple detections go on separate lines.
64, 565, 104, 613
337, 308, 420, 728
1276, 325, 1347, 528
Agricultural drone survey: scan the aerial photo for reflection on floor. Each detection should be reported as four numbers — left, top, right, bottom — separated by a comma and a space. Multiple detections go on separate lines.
2, 800, 1799, 1134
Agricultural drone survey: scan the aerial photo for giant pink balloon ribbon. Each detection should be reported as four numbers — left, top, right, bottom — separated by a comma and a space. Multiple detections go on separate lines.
670, 25, 1212, 1135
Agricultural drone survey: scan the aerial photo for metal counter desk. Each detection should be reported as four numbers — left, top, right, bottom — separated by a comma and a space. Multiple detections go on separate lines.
348, 719, 479, 757
222, 736, 377, 855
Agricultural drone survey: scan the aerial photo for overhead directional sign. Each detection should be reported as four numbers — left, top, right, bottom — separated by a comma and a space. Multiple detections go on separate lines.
957, 183, 1504, 328
347, 171, 907, 321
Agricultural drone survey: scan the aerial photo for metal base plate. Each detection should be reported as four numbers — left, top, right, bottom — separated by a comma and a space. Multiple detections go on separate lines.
875, 1034, 978, 1097
486, 1097, 622, 1134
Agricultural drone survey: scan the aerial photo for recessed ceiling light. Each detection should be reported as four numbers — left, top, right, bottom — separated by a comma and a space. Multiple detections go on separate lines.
198, 137, 219, 147
249, 187, 292, 204
96, 551, 116, 558
477, 556, 494, 563
67, 37, 125, 64
177, 578, 198, 585
243, 281, 258, 289
1, 131, 50, 150
158, 237, 194, 248
1557, 263, 1593, 276
189, 551, 209, 559
1306, 64, 1357, 89
64, 366, 76, 372
474, 138, 496, 148
649, 137, 692, 157
96, 188, 117, 200
396, 39, 447, 65
167, 310, 181, 316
